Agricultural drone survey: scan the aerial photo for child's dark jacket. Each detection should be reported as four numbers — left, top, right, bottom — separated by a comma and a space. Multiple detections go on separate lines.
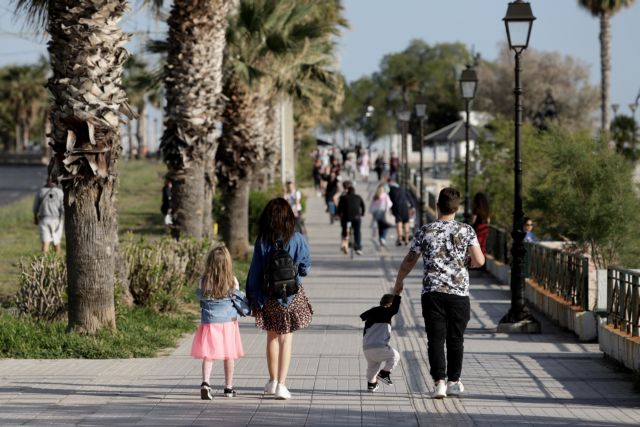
359, 295, 401, 350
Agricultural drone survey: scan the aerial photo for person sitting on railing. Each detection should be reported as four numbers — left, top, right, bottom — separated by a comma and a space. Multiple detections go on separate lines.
523, 217, 538, 242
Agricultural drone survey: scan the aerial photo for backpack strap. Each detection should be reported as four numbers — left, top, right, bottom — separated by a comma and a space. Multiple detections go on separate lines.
274, 239, 284, 250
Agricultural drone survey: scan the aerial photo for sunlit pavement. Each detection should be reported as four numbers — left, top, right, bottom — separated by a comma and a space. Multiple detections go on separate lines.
1, 178, 639, 426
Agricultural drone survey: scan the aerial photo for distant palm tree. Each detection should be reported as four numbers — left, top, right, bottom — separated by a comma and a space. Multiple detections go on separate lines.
578, 0, 636, 132
151, 0, 232, 240
122, 55, 161, 159
0, 61, 48, 152
14, 0, 135, 334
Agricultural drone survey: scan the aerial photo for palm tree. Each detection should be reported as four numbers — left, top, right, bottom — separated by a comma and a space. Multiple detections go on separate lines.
14, 0, 135, 334
122, 55, 161, 159
0, 61, 48, 152
217, 0, 344, 257
578, 0, 636, 132
150, 0, 232, 240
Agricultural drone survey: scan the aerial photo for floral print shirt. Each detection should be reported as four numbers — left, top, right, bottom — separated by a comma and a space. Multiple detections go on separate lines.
409, 220, 479, 296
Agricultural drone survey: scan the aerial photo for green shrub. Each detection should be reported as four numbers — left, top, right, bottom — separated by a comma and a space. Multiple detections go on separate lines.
121, 236, 213, 311
14, 253, 66, 322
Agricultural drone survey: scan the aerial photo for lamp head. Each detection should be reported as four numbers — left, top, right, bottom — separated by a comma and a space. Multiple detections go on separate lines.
503, 0, 535, 52
459, 65, 478, 101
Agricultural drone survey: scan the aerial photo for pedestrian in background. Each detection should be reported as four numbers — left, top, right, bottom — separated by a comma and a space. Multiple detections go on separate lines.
369, 183, 393, 246
161, 177, 172, 226
471, 192, 491, 256
393, 187, 485, 399
523, 217, 538, 242
32, 176, 64, 254
388, 177, 414, 246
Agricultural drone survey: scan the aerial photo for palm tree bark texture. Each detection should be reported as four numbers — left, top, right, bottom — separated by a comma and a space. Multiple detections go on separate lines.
160, 0, 231, 240
46, 0, 134, 334
217, 79, 267, 258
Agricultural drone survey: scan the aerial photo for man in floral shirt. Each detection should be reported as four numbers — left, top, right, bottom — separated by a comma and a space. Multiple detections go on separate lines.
393, 187, 485, 399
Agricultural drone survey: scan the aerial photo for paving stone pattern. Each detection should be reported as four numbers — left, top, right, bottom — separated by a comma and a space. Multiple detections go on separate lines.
1, 180, 639, 426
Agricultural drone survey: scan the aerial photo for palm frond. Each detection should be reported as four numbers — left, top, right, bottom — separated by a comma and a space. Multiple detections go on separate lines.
12, 0, 50, 28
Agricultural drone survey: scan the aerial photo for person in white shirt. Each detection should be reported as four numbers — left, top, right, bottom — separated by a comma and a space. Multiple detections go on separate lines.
33, 176, 64, 254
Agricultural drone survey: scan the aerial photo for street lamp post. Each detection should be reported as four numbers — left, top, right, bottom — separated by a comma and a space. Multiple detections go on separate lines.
498, 0, 540, 332
415, 96, 427, 227
459, 65, 478, 224
612, 103, 620, 118
396, 109, 412, 188
630, 103, 637, 160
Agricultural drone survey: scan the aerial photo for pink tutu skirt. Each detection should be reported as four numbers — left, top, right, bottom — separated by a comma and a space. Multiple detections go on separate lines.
190, 320, 244, 360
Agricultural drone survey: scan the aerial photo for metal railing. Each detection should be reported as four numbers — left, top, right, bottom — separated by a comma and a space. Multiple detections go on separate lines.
526, 243, 590, 310
607, 268, 640, 337
486, 225, 510, 264
427, 191, 437, 211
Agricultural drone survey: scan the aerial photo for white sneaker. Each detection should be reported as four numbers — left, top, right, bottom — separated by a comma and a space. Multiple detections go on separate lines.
274, 383, 292, 400
264, 380, 277, 395
446, 380, 464, 396
432, 381, 447, 399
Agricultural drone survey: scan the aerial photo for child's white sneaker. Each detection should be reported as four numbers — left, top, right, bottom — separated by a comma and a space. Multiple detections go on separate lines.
432, 381, 447, 399
274, 383, 292, 400
264, 380, 277, 395
446, 380, 464, 396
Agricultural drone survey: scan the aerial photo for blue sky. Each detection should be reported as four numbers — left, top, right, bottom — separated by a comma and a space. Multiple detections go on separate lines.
1, 0, 639, 116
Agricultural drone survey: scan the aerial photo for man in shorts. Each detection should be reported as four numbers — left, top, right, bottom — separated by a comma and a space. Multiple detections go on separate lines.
393, 187, 485, 399
33, 176, 64, 254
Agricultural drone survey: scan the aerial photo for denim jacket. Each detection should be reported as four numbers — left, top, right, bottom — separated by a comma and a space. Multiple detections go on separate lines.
246, 232, 311, 310
197, 288, 248, 324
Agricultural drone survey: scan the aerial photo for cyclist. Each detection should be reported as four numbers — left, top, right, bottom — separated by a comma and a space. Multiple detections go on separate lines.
337, 180, 365, 255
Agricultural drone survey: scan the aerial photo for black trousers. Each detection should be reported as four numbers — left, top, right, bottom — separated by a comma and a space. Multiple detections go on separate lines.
421, 292, 470, 382
340, 217, 362, 250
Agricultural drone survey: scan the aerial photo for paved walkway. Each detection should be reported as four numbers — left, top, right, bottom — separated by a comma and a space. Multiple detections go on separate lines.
1, 180, 640, 426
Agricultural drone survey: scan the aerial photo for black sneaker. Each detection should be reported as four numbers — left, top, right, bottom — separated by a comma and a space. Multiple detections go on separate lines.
223, 387, 236, 398
367, 382, 379, 392
377, 370, 393, 385
200, 382, 213, 400
395, 240, 402, 247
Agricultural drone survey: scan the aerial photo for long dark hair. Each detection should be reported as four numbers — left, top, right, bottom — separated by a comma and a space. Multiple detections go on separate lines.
472, 192, 491, 224
257, 198, 296, 244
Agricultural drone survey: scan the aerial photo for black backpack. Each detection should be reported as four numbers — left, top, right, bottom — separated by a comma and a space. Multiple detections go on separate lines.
264, 240, 299, 299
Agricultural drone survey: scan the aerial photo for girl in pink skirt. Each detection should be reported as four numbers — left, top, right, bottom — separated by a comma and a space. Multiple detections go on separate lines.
191, 246, 248, 400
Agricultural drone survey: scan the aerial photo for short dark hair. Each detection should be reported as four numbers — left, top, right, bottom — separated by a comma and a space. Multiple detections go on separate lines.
380, 294, 395, 307
257, 198, 296, 244
437, 187, 460, 215
342, 180, 354, 194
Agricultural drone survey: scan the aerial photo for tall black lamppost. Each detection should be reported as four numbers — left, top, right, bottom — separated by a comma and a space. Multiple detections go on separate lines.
459, 65, 478, 224
498, 0, 540, 331
630, 103, 637, 160
396, 109, 412, 188
414, 96, 427, 226
612, 103, 620, 118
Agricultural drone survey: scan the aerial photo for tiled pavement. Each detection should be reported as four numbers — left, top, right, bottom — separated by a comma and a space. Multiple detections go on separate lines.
1, 180, 639, 426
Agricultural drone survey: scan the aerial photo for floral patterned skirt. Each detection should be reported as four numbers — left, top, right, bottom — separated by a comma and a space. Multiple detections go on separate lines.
255, 286, 313, 334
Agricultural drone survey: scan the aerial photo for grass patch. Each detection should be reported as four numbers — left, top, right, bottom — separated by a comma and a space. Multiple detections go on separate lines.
0, 306, 196, 358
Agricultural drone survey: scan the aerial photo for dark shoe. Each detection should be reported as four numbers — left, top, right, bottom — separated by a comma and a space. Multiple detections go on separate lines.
200, 382, 213, 400
395, 240, 402, 247
403, 240, 409, 246
224, 387, 236, 398
367, 381, 379, 392
377, 370, 393, 385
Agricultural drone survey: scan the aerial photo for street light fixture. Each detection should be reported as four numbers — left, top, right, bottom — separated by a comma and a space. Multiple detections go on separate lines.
612, 103, 620, 117
414, 95, 427, 227
396, 109, 412, 188
498, 0, 540, 332
459, 65, 478, 224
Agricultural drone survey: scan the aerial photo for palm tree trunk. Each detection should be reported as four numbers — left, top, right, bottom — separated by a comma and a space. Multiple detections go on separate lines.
202, 155, 214, 239
220, 171, 251, 257
127, 121, 134, 160
136, 102, 147, 159
15, 122, 22, 153
170, 158, 205, 239
161, 0, 231, 240
600, 11, 611, 133
46, 0, 132, 334
65, 178, 118, 332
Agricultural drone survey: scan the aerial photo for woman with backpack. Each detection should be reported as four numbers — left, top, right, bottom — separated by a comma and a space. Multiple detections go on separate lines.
246, 198, 312, 400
